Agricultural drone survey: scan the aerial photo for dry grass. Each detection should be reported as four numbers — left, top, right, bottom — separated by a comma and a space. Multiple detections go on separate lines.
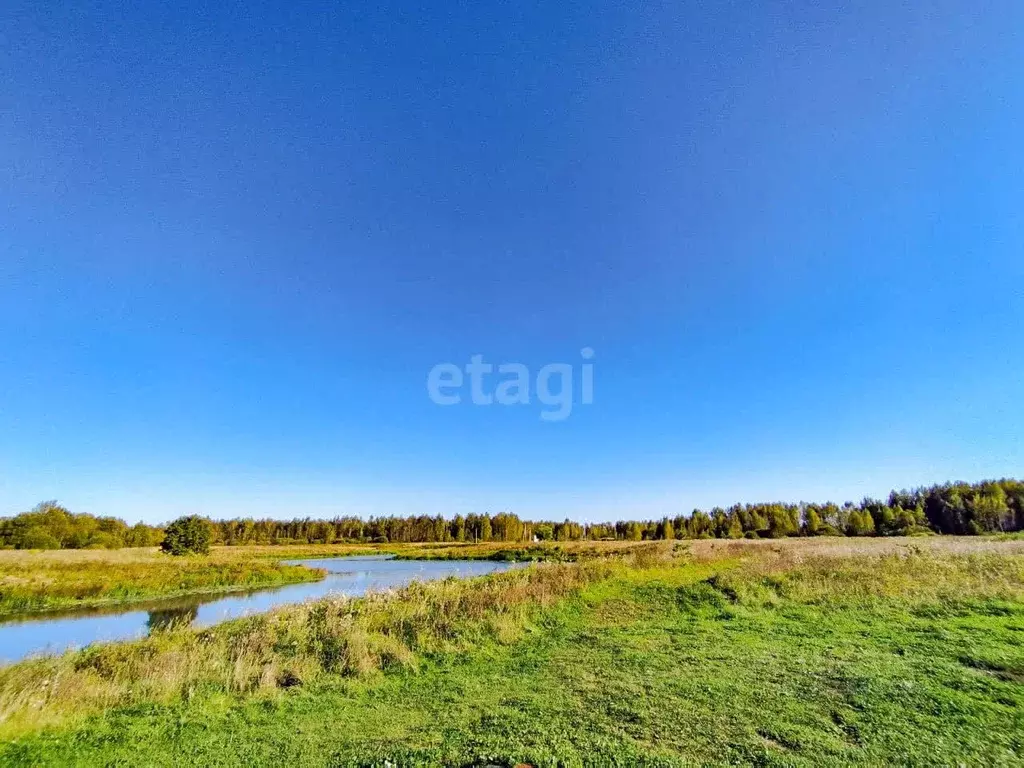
3, 536, 1020, 617
0, 557, 619, 736
685, 537, 1024, 609
0, 541, 635, 619
686, 534, 1024, 562
0, 546, 344, 615
221, 544, 379, 559
386, 539, 657, 561
2, 536, 1023, 740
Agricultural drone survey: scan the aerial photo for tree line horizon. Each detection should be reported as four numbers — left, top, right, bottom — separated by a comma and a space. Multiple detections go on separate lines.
1, 479, 1022, 550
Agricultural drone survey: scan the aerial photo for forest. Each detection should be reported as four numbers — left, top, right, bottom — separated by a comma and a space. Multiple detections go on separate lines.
0, 503, 164, 550
1, 479, 1022, 550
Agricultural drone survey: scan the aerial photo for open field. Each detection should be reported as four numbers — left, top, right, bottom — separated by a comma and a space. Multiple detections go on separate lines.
399, 534, 1024, 561
4, 536, 1022, 620
0, 537, 1023, 764
0, 541, 654, 617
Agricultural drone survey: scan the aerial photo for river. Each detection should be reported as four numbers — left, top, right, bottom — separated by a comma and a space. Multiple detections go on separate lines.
0, 555, 523, 663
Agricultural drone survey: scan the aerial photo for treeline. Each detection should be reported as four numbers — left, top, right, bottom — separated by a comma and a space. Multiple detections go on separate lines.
212, 512, 581, 546
209, 480, 1024, 544
208, 479, 1024, 544
3, 480, 1023, 550
0, 502, 164, 550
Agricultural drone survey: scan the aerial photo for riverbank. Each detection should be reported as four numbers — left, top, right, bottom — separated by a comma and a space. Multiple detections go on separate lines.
384, 539, 654, 561
6, 537, 1008, 621
3, 536, 1022, 619
0, 556, 614, 739
1, 538, 1023, 764
0, 547, 335, 616
0, 542, 611, 618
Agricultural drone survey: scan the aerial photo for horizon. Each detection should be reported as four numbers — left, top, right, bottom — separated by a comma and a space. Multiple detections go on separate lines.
3, 1, 1022, 526
8, 474, 1020, 528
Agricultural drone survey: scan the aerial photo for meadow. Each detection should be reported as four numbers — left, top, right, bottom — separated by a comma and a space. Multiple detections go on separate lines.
0, 546, 348, 616
0, 540, 637, 617
1, 537, 1023, 765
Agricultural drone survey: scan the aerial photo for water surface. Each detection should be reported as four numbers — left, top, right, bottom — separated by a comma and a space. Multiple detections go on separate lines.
0, 556, 521, 664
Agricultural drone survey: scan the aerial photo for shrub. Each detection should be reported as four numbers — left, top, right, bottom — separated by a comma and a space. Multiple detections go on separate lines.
19, 528, 60, 550
86, 532, 120, 549
160, 516, 213, 556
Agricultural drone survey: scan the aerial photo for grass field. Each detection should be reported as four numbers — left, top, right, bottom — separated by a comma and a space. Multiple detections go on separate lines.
0, 541, 641, 617
386, 539, 653, 561
2, 538, 1024, 765
0, 546, 344, 616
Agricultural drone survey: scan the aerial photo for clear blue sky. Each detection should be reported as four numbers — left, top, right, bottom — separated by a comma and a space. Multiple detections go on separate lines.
2, 1, 1022, 525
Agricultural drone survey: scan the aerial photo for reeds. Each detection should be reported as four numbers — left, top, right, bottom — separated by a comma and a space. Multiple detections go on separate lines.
3, 538, 1021, 739
0, 541, 647, 616
0, 558, 615, 736
0, 547, 348, 615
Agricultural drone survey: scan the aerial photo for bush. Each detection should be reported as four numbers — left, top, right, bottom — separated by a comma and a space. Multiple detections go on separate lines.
19, 528, 60, 550
160, 516, 213, 556
86, 532, 120, 549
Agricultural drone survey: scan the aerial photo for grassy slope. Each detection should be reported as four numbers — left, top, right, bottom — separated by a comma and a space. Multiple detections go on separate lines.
4, 551, 1024, 766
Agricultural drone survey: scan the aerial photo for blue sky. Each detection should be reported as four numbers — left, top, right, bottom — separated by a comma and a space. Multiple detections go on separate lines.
2, 1, 1022, 524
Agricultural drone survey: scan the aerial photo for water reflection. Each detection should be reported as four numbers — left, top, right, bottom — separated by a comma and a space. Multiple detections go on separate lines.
0, 556, 523, 663
146, 604, 200, 632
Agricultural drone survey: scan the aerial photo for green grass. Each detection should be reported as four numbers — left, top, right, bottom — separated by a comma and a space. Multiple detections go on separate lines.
384, 540, 654, 561
0, 541, 608, 617
0, 557, 612, 737
2, 537, 1016, 617
0, 547, 329, 616
2, 547, 1023, 765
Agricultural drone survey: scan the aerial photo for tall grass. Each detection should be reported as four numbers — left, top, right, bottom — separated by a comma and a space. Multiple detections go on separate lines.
13, 536, 1012, 617
0, 541, 636, 616
708, 550, 1024, 610
3, 538, 1023, 740
0, 558, 617, 736
678, 539, 1024, 629
389, 539, 656, 562
0, 547, 327, 615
